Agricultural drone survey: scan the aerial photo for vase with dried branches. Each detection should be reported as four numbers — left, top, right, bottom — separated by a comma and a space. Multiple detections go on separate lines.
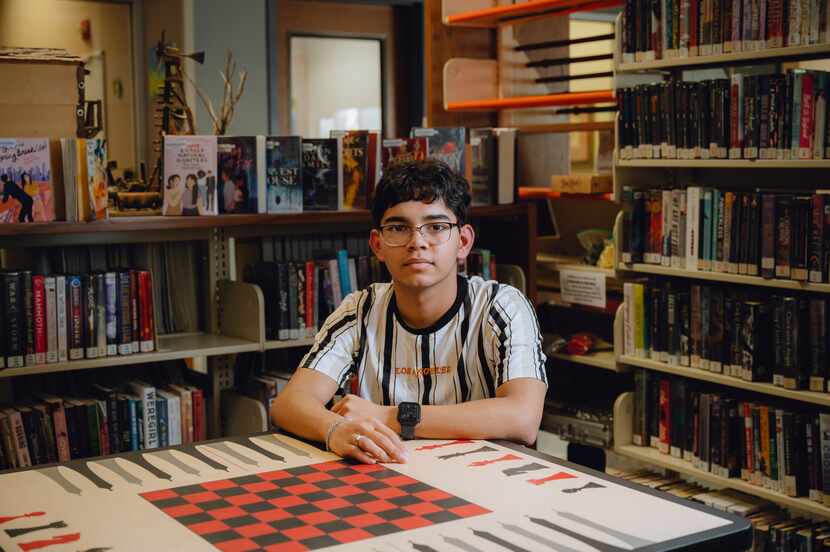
185, 50, 248, 136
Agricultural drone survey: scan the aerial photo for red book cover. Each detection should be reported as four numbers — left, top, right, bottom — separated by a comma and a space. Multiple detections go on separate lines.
44, 397, 71, 463
138, 270, 155, 352
799, 72, 815, 159
659, 379, 671, 454
305, 261, 315, 334
190, 387, 205, 442
129, 270, 139, 353
743, 402, 754, 475
767, 0, 783, 47
690, 0, 700, 53
381, 138, 427, 173
97, 401, 110, 456
32, 275, 46, 364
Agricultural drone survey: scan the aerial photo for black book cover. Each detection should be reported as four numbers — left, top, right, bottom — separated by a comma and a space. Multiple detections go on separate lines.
809, 194, 825, 283
775, 195, 793, 278
791, 196, 811, 281
277, 262, 290, 340
709, 287, 724, 370
632, 190, 647, 262
758, 75, 771, 153
666, 283, 679, 362
747, 192, 761, 276
730, 192, 743, 273
650, 284, 663, 358
678, 290, 691, 366
117, 271, 132, 354
738, 193, 752, 274
19, 408, 43, 466
670, 379, 687, 457
761, 193, 777, 279
783, 72, 794, 153
22, 270, 33, 364
84, 274, 97, 358
772, 296, 784, 384
823, 195, 830, 282
302, 138, 340, 211
710, 395, 723, 472
2, 272, 24, 368
724, 398, 741, 478
809, 297, 827, 392
782, 296, 799, 389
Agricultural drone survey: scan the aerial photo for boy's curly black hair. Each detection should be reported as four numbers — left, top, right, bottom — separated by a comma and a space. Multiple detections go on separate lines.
371, 159, 471, 227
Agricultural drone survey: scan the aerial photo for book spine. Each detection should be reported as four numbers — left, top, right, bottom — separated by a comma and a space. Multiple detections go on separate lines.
32, 275, 46, 364
55, 275, 67, 363
68, 276, 84, 360
799, 72, 815, 159
95, 273, 107, 357
44, 276, 57, 364
130, 270, 139, 353
659, 379, 671, 454
84, 275, 98, 359
2, 273, 24, 368
105, 272, 118, 356
775, 196, 792, 278
761, 193, 776, 278
138, 270, 155, 352
810, 194, 825, 282
22, 272, 34, 366
117, 272, 132, 355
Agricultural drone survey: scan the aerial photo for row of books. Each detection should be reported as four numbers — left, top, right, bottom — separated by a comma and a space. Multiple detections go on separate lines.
617, 70, 830, 160
0, 379, 206, 470
624, 279, 830, 391
632, 370, 829, 503
32, 242, 200, 336
611, 468, 826, 550
247, 254, 386, 342
0, 269, 155, 371
620, 0, 830, 63
621, 187, 830, 284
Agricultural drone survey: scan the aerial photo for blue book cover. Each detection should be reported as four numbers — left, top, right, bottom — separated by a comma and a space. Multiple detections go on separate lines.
266, 136, 303, 213
337, 249, 351, 296
156, 397, 168, 448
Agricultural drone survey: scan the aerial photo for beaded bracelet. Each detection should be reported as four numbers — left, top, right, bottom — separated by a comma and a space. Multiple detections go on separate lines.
324, 418, 347, 452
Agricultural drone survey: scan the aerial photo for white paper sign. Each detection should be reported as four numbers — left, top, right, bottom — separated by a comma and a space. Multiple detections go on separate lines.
560, 269, 606, 308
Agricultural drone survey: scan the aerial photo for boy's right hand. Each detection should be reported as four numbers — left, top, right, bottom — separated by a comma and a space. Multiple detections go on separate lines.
328, 417, 409, 465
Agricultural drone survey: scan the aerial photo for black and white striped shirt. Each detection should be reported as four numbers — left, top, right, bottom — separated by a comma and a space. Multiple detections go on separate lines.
299, 276, 547, 405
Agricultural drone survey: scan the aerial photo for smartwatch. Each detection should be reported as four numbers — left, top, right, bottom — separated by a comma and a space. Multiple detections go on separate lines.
396, 402, 421, 440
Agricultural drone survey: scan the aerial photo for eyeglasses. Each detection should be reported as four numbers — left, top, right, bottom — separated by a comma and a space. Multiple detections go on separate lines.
378, 222, 460, 247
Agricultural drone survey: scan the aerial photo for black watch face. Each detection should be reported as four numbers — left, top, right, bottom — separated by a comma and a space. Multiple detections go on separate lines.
398, 402, 420, 424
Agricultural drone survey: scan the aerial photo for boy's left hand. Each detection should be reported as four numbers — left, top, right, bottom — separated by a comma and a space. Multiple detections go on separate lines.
331, 394, 398, 431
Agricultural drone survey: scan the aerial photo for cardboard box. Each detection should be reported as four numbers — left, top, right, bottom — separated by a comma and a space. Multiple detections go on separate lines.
0, 48, 82, 139
551, 173, 613, 194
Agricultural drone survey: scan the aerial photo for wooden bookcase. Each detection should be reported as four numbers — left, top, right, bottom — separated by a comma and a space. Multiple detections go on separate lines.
611, 11, 830, 518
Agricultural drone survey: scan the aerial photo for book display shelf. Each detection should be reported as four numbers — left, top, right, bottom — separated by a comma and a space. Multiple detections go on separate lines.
611, 5, 830, 519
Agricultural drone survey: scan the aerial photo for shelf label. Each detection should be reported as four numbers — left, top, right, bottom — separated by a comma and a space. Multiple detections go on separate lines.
560, 269, 606, 309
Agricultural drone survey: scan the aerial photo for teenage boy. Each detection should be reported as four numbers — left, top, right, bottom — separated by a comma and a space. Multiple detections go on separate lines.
271, 160, 547, 464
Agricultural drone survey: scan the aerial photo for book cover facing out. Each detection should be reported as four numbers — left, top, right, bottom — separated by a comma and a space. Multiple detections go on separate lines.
265, 136, 303, 213
0, 138, 55, 223
218, 136, 258, 214
162, 135, 218, 216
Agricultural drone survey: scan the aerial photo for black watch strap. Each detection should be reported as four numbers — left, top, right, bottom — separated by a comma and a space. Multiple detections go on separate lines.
400, 423, 416, 440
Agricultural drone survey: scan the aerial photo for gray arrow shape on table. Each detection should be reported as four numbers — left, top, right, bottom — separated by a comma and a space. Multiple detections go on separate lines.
69, 463, 112, 491
442, 535, 484, 552
128, 454, 172, 481
205, 442, 259, 466
438, 445, 497, 460
244, 437, 286, 462
258, 434, 311, 457
95, 458, 143, 485
554, 511, 655, 548
180, 445, 229, 471
501, 523, 591, 552
37, 467, 82, 495
528, 517, 627, 552
152, 450, 201, 476
502, 462, 547, 477
472, 529, 533, 552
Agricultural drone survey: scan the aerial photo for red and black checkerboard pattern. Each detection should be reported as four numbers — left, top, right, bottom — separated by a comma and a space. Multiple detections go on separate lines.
140, 460, 490, 551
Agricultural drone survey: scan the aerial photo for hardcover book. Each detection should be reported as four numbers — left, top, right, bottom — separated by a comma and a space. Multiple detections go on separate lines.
331, 131, 369, 210
85, 139, 108, 221
381, 138, 427, 173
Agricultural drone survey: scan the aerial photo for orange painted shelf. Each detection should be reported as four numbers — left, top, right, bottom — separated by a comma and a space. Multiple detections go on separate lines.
444, 0, 624, 27
519, 187, 615, 201
446, 89, 615, 112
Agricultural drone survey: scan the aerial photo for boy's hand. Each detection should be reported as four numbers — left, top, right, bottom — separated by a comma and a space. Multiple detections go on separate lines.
327, 417, 409, 465
331, 394, 398, 430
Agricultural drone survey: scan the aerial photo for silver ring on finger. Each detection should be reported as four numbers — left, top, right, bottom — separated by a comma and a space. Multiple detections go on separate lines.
352, 433, 364, 446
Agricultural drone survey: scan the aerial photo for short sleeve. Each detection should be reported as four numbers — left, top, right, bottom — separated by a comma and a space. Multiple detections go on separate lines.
299, 291, 362, 387
486, 287, 548, 388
